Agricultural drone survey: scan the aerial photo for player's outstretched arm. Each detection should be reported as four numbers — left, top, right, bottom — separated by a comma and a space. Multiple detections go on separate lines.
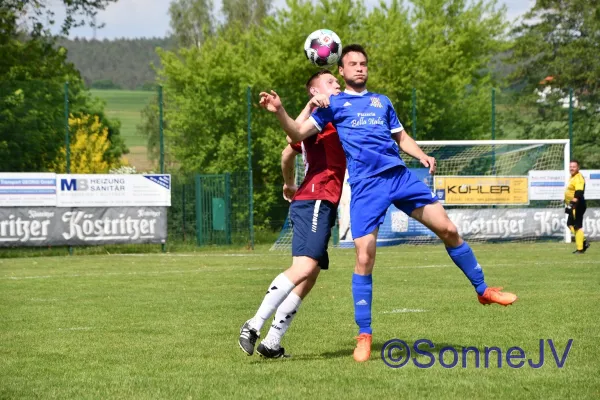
393, 130, 437, 174
295, 94, 330, 125
295, 100, 314, 124
259, 90, 319, 142
294, 95, 327, 124
281, 145, 299, 202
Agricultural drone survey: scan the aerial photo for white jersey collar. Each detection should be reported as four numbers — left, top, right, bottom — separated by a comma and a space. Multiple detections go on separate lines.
344, 88, 368, 96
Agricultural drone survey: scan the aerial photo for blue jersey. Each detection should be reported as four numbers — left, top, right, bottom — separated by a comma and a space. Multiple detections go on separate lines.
309, 90, 405, 184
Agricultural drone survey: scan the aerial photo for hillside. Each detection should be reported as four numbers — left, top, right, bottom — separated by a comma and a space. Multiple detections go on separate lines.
58, 36, 518, 92
59, 37, 176, 90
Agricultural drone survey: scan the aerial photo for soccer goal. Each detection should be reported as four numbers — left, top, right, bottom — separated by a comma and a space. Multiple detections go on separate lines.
270, 139, 571, 251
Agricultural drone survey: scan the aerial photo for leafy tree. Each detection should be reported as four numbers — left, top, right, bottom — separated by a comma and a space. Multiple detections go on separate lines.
155, 1, 365, 226
0, 20, 66, 171
221, 0, 272, 27
506, 0, 600, 167
169, 0, 214, 48
0, 0, 126, 172
2, 0, 118, 37
355, 0, 507, 140
149, 0, 509, 227
49, 114, 121, 173
75, 91, 127, 166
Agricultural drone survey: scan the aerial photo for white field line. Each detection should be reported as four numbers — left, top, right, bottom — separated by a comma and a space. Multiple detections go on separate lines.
84, 245, 572, 259
381, 308, 427, 314
1, 259, 598, 281
115, 247, 565, 256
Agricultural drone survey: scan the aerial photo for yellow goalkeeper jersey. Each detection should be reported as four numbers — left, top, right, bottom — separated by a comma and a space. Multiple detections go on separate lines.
565, 172, 585, 204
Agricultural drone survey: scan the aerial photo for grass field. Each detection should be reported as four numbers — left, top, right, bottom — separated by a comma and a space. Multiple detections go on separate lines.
1, 243, 599, 399
91, 89, 155, 171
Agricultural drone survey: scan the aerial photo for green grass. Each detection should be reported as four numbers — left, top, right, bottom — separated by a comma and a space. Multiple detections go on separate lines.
91, 89, 155, 148
1, 243, 599, 399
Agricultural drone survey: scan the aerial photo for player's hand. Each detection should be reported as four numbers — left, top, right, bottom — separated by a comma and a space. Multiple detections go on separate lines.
259, 90, 282, 113
309, 94, 330, 108
420, 156, 437, 175
283, 183, 298, 202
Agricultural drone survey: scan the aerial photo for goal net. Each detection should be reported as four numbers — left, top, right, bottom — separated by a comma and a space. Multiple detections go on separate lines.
270, 139, 571, 251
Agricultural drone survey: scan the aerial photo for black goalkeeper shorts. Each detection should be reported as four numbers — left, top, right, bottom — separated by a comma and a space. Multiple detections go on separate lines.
566, 204, 586, 230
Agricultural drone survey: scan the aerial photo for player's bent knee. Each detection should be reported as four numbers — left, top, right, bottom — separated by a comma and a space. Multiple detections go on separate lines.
295, 274, 318, 299
437, 221, 460, 245
446, 222, 459, 239
356, 250, 375, 271
307, 266, 320, 280
287, 256, 319, 284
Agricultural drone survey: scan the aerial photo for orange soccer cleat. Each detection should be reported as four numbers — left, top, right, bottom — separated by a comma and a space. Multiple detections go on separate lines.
353, 333, 372, 362
478, 287, 518, 306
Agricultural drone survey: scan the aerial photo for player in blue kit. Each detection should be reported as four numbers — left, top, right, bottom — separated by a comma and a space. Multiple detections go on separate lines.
259, 44, 518, 362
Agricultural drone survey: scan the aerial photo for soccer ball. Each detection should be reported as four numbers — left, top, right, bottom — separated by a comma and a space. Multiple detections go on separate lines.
304, 29, 342, 67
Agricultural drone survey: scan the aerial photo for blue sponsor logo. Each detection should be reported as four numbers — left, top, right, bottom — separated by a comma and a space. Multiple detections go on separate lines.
0, 189, 55, 194
531, 182, 564, 187
0, 179, 55, 186
144, 175, 170, 190
60, 179, 84, 191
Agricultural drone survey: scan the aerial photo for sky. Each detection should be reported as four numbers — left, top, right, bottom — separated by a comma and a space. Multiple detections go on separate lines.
48, 0, 536, 40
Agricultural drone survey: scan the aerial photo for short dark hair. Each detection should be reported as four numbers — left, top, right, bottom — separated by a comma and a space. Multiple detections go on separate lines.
338, 44, 368, 67
570, 159, 580, 166
305, 69, 334, 93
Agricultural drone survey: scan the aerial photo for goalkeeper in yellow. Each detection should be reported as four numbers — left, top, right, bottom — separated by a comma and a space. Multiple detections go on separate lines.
565, 160, 589, 254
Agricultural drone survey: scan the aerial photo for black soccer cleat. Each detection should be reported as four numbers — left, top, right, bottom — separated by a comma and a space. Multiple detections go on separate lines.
257, 342, 288, 359
239, 320, 259, 356
572, 241, 590, 254
583, 240, 590, 253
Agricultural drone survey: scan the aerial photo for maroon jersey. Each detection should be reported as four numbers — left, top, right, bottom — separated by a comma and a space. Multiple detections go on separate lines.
290, 123, 346, 205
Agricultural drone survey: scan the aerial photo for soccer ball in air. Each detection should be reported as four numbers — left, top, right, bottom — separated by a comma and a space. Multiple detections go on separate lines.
304, 29, 342, 67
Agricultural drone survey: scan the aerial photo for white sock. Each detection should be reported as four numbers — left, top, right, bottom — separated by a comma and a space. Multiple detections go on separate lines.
263, 291, 302, 349
249, 273, 295, 332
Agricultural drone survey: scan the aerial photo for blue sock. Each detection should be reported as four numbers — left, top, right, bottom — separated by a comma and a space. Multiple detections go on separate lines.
352, 273, 373, 335
446, 242, 487, 296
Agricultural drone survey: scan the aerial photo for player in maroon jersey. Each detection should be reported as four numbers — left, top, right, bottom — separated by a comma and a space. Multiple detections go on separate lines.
239, 70, 346, 358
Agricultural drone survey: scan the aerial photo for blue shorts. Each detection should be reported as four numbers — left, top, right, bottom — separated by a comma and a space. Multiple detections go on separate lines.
290, 200, 337, 269
350, 166, 438, 239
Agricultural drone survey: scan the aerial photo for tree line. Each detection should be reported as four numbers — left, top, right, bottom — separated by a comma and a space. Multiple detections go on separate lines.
58, 37, 176, 90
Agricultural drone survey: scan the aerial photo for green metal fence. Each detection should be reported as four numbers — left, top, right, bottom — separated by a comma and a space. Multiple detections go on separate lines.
194, 172, 251, 246
168, 175, 197, 243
